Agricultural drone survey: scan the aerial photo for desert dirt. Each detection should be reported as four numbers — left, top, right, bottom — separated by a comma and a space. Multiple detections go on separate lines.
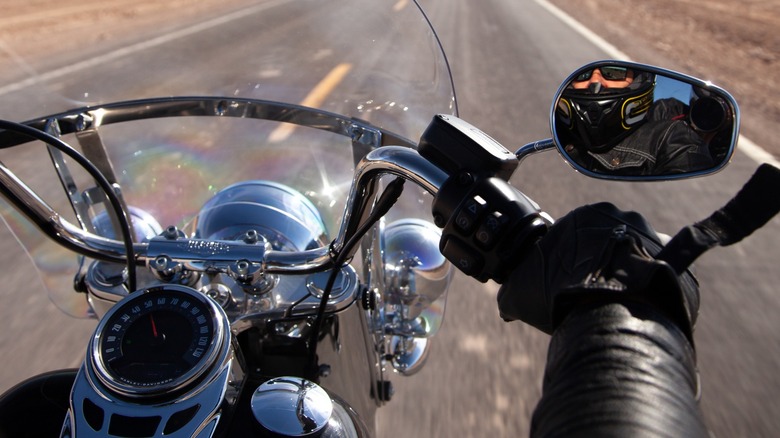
549, 0, 780, 158
0, 0, 258, 68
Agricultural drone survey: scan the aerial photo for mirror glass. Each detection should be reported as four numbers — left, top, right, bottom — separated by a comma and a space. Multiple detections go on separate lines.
552, 61, 738, 179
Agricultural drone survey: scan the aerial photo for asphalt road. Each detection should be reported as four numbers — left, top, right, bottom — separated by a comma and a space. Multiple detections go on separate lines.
0, 1, 778, 437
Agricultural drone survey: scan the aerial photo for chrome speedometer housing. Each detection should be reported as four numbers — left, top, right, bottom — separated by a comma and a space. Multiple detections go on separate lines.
194, 180, 329, 251
89, 284, 230, 398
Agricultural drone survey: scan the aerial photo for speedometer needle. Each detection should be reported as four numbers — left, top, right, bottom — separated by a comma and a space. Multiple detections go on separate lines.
150, 314, 159, 338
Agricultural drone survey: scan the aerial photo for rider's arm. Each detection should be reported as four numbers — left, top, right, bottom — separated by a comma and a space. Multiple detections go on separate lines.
530, 299, 707, 438
496, 202, 706, 437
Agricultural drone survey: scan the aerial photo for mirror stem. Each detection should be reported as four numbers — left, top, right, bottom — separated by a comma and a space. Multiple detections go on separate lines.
516, 138, 555, 163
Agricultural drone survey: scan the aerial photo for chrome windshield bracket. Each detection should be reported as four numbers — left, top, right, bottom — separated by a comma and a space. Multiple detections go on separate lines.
349, 120, 383, 167
44, 118, 97, 233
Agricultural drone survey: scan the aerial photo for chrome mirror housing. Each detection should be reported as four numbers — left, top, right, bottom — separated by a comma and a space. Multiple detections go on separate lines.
552, 60, 738, 180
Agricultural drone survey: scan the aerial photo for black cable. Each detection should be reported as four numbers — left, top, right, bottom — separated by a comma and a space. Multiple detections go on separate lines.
306, 177, 405, 378
0, 119, 137, 292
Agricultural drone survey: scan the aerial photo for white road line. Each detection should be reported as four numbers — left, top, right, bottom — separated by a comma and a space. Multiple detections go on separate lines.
0, 0, 288, 97
533, 0, 631, 61
737, 136, 780, 168
534, 0, 778, 167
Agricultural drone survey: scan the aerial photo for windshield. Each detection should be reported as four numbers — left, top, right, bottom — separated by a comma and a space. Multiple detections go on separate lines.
0, 0, 456, 316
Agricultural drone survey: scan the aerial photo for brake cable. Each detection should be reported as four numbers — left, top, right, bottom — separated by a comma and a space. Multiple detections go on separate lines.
306, 177, 405, 379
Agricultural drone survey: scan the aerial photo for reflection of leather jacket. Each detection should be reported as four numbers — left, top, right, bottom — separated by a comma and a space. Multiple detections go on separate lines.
560, 99, 715, 176
564, 119, 714, 175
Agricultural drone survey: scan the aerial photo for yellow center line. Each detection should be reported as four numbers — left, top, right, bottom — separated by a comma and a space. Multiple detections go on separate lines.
393, 0, 409, 12
269, 63, 353, 143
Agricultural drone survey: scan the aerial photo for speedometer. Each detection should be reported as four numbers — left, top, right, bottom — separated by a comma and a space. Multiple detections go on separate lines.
90, 284, 227, 397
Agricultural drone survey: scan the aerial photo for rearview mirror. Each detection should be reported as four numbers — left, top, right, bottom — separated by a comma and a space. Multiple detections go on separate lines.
552, 61, 738, 180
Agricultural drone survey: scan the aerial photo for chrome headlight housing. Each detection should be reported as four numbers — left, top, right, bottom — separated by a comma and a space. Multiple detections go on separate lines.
374, 218, 452, 376
381, 218, 452, 328
92, 205, 163, 241
194, 180, 328, 251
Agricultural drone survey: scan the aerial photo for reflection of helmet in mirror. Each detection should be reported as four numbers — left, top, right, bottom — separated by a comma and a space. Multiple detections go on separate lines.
559, 70, 656, 152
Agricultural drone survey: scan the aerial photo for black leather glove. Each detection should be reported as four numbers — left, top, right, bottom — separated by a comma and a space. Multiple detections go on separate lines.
497, 202, 700, 341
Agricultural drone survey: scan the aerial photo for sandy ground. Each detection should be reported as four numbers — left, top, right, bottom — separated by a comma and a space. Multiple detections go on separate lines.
0, 0, 259, 80
549, 0, 780, 158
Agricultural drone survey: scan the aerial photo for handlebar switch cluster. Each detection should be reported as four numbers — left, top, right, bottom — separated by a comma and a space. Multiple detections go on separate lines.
418, 114, 550, 282
418, 114, 552, 283
433, 175, 550, 283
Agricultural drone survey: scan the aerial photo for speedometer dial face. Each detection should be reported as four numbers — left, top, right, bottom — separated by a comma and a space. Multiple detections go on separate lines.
92, 285, 223, 395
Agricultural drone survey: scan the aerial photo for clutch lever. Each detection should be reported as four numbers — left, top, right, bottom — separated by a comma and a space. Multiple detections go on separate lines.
657, 163, 780, 274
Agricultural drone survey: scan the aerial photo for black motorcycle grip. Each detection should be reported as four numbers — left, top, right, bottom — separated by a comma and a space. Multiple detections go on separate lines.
530, 301, 708, 438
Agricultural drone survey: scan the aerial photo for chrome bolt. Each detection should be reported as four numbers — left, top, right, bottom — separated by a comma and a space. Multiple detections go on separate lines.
153, 255, 169, 270
244, 230, 259, 244
163, 225, 179, 240
236, 260, 250, 276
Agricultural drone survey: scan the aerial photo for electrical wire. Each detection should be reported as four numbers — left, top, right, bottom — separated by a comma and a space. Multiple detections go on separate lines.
306, 177, 405, 378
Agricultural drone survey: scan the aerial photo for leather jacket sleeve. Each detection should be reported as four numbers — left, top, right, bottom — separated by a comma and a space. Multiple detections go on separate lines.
651, 120, 714, 174
531, 301, 707, 438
